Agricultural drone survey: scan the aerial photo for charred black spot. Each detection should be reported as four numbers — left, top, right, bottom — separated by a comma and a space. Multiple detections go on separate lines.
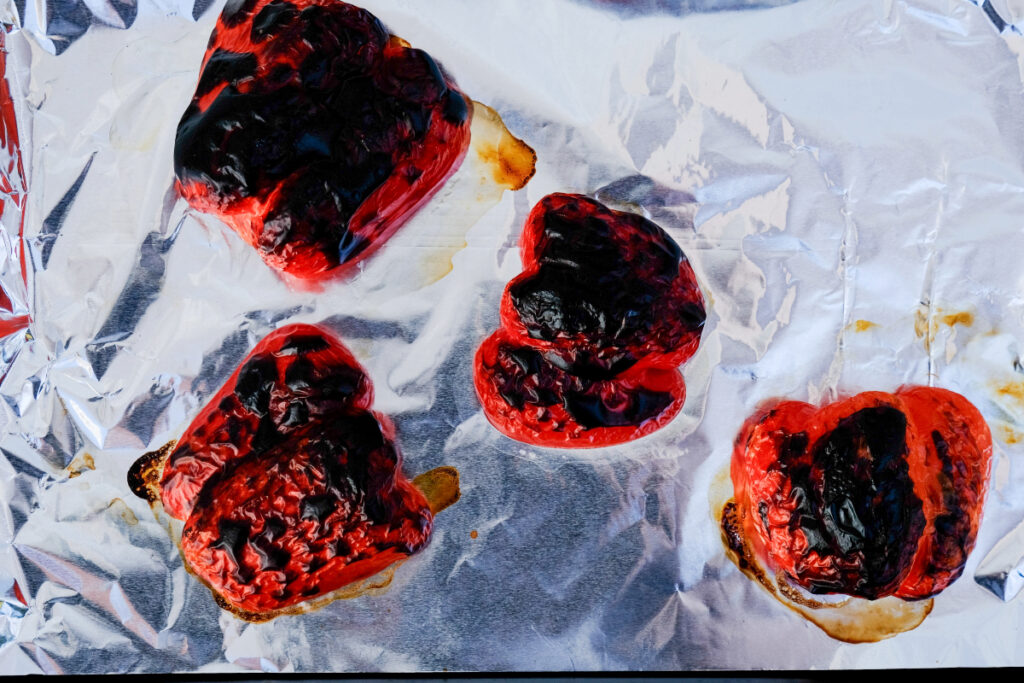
222, 0, 260, 26
279, 333, 331, 356
262, 517, 286, 540
280, 401, 309, 429
442, 90, 469, 124
507, 206, 701, 377
251, 0, 299, 42
301, 494, 336, 522
252, 540, 290, 571
487, 339, 675, 432
926, 429, 970, 577
234, 355, 277, 416
213, 519, 253, 582
564, 387, 672, 429
757, 501, 770, 532
284, 356, 316, 391
801, 407, 923, 598
195, 50, 257, 100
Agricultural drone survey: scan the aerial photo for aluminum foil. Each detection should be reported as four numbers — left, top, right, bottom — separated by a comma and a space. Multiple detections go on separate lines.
1, 0, 1024, 673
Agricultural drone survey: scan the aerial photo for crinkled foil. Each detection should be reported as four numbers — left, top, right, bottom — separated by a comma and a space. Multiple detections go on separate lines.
1, 0, 1023, 673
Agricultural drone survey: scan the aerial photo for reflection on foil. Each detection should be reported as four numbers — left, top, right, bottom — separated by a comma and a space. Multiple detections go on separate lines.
2, 0, 1024, 674
976, 516, 1024, 601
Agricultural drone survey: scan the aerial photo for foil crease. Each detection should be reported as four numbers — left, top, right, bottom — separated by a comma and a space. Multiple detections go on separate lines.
0, 0, 1023, 673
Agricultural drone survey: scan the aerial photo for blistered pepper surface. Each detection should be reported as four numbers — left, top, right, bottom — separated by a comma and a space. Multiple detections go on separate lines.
3, 0, 1024, 673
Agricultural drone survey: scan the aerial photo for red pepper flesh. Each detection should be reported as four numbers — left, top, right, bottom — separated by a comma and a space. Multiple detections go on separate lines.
730, 387, 992, 600
174, 0, 471, 282
159, 324, 432, 616
474, 193, 706, 447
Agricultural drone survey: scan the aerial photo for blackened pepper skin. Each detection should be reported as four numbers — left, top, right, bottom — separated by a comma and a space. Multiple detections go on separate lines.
174, 0, 471, 282
474, 193, 706, 447
156, 324, 433, 617
728, 387, 992, 600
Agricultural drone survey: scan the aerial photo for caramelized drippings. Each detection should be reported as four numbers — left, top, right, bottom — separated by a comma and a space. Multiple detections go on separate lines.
721, 498, 934, 643
66, 453, 95, 479
469, 101, 537, 191
127, 441, 176, 503
994, 380, 1024, 407
852, 319, 877, 332
942, 311, 974, 328
413, 466, 461, 514
915, 306, 974, 350
998, 423, 1023, 444
210, 563, 399, 623
108, 498, 139, 527
374, 99, 536, 288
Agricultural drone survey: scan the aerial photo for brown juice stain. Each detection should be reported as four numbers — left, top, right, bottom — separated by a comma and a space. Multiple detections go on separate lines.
469, 101, 537, 192
128, 440, 176, 503
708, 466, 733, 524
998, 424, 1023, 445
212, 563, 400, 623
402, 101, 535, 287
991, 382, 1024, 441
107, 498, 139, 527
941, 311, 974, 327
994, 380, 1024, 407
470, 529, 478, 539
413, 466, 461, 515
851, 319, 878, 332
914, 307, 932, 344
721, 499, 932, 643
915, 306, 974, 351
66, 453, 95, 478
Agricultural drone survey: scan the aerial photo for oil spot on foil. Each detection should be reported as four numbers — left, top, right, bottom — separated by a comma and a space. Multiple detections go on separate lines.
65, 453, 95, 479
214, 563, 401, 624
942, 311, 975, 328
851, 319, 878, 332
470, 530, 479, 539
470, 101, 537, 192
997, 424, 1023, 445
107, 498, 139, 527
708, 465, 732, 524
915, 306, 975, 341
413, 466, 462, 515
993, 380, 1024, 409
127, 440, 175, 503
914, 306, 975, 363
721, 499, 933, 643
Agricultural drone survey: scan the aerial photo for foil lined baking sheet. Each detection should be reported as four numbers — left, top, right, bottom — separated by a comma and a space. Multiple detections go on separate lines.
1, 0, 1023, 673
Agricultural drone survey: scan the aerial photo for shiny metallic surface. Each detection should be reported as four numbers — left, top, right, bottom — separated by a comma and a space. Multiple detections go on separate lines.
0, 0, 1023, 673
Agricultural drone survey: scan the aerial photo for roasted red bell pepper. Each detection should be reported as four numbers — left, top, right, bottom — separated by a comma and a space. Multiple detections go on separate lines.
153, 324, 433, 618
729, 387, 992, 600
474, 193, 706, 447
174, 0, 471, 282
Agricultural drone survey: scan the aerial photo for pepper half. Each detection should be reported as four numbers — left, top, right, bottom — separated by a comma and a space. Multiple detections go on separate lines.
474, 193, 706, 447
174, 0, 472, 282
728, 386, 992, 601
134, 324, 434, 619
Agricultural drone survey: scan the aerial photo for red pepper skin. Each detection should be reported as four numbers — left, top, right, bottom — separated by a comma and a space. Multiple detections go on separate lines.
174, 0, 471, 283
474, 193, 705, 447
159, 324, 432, 616
731, 387, 992, 600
